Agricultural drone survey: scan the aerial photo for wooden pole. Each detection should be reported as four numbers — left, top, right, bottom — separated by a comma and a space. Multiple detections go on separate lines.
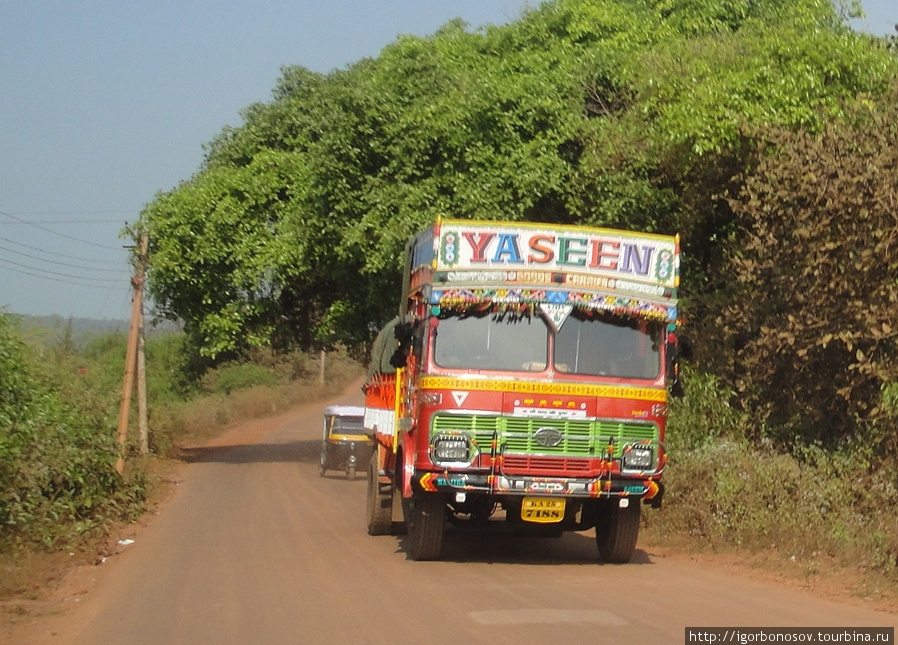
319, 349, 326, 386
137, 297, 148, 455
115, 232, 147, 474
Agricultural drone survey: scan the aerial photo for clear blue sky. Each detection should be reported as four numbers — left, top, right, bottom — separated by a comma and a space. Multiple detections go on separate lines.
1, 0, 894, 321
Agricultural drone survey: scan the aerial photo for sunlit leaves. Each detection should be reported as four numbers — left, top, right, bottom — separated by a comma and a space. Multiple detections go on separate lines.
144, 150, 307, 357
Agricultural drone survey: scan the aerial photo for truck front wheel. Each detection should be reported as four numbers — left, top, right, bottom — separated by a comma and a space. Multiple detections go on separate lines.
406, 493, 446, 561
595, 500, 640, 563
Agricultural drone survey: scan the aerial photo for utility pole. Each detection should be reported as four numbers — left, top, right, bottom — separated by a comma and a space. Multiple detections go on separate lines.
116, 231, 148, 475
137, 293, 148, 455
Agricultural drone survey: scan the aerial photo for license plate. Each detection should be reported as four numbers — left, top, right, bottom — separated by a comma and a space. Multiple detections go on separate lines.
521, 497, 565, 524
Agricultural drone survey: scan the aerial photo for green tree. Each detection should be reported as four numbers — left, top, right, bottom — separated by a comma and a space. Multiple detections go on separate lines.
139, 0, 897, 377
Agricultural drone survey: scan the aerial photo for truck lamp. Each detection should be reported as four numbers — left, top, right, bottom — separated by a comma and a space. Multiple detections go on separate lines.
432, 434, 472, 464
622, 444, 654, 471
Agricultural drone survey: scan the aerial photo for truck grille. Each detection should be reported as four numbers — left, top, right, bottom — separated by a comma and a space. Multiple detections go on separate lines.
430, 414, 658, 463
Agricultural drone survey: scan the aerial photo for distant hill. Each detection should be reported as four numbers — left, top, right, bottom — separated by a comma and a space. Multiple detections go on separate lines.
11, 313, 180, 348
18, 314, 128, 335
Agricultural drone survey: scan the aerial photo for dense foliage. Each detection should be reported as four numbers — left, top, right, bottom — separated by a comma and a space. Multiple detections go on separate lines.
649, 368, 898, 578
0, 314, 145, 551
0, 312, 364, 573
142, 0, 896, 359
706, 96, 898, 445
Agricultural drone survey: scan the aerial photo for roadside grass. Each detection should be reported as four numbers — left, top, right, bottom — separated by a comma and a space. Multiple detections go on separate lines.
0, 347, 363, 604
146, 348, 363, 457
643, 443, 898, 604
642, 370, 898, 606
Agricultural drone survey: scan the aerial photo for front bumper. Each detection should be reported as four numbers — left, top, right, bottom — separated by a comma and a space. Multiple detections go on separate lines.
412, 470, 663, 506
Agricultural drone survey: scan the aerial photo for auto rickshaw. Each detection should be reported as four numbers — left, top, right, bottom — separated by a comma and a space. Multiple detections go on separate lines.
319, 405, 371, 480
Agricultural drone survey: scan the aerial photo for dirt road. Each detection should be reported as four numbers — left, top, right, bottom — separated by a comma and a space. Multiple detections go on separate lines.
8, 385, 897, 644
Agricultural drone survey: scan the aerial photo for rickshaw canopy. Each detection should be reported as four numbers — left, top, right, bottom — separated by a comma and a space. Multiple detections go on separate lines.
323, 405, 366, 419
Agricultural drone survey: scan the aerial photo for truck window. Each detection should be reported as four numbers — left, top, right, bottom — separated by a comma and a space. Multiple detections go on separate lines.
433, 313, 548, 372
554, 313, 661, 379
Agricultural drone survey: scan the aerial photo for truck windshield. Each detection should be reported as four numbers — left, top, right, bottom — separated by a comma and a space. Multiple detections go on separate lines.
433, 313, 548, 371
554, 313, 661, 379
432, 310, 661, 378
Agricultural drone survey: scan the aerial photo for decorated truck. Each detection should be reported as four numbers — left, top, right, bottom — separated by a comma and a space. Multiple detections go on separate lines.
363, 218, 680, 562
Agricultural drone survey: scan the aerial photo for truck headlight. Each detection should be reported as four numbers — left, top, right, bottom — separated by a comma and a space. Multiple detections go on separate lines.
622, 445, 654, 470
432, 435, 471, 463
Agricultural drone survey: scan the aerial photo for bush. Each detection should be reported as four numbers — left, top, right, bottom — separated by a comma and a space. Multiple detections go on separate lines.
700, 95, 898, 444
0, 314, 146, 552
666, 367, 753, 452
654, 438, 898, 574
883, 382, 898, 417
201, 362, 282, 395
648, 366, 898, 580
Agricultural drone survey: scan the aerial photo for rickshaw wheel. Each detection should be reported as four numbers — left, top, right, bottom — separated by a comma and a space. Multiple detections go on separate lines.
366, 450, 393, 535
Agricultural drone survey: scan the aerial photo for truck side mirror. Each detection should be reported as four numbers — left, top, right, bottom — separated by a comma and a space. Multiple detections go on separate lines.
389, 344, 409, 369
389, 320, 416, 368
666, 332, 684, 398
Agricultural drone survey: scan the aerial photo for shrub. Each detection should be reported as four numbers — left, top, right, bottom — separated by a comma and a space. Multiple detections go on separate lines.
201, 362, 282, 395
648, 365, 898, 580
666, 367, 753, 453
704, 95, 898, 444
0, 314, 145, 552
651, 438, 898, 573
883, 382, 898, 417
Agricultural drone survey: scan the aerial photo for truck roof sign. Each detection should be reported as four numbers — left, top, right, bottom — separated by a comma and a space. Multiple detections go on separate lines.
405, 219, 679, 322
437, 220, 678, 287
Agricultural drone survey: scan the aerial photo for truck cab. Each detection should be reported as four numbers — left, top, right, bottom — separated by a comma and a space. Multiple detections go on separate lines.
364, 218, 680, 562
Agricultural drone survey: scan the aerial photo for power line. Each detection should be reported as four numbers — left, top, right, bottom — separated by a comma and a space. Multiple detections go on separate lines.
0, 235, 124, 266
5, 209, 139, 215
0, 257, 124, 285
3, 219, 127, 224
0, 209, 126, 251
0, 242, 124, 273
0, 207, 138, 223
0, 263, 129, 291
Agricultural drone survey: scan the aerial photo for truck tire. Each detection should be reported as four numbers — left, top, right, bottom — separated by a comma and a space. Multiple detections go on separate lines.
366, 450, 393, 536
406, 493, 446, 561
595, 500, 640, 563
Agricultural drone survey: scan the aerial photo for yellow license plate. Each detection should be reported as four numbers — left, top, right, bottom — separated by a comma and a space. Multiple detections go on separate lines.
521, 497, 565, 524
